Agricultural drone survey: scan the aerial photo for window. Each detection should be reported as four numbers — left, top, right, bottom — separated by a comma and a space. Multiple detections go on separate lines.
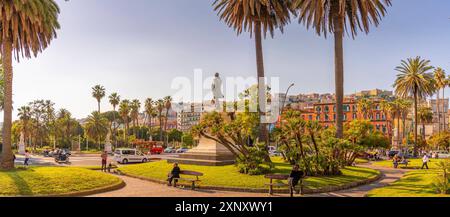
324, 106, 329, 112
316, 106, 322, 113
353, 113, 357, 119
343, 114, 347, 121
325, 114, 329, 121
316, 115, 320, 121
309, 115, 313, 121
376, 114, 380, 120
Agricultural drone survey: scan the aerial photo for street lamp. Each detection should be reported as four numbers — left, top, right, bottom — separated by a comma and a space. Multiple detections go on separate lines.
280, 83, 295, 116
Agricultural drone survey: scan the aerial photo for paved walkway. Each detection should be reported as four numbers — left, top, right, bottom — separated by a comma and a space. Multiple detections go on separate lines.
308, 164, 410, 197
90, 163, 409, 197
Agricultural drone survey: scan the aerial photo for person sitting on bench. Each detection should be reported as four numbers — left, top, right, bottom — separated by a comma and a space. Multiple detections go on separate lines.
167, 163, 181, 186
288, 164, 305, 195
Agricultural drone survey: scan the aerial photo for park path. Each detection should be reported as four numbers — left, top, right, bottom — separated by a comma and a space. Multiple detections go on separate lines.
90, 163, 409, 197
308, 163, 410, 197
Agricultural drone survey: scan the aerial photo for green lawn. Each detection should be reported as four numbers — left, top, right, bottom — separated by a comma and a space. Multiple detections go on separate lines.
119, 158, 380, 190
373, 159, 445, 169
355, 158, 369, 164
367, 169, 449, 197
0, 167, 122, 196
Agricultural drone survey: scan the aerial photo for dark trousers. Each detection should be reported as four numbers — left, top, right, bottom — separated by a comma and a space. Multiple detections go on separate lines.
168, 175, 179, 186
24, 158, 29, 166
101, 160, 107, 171
421, 162, 429, 169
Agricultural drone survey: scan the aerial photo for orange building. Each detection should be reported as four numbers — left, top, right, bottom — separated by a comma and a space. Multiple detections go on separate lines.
298, 99, 393, 136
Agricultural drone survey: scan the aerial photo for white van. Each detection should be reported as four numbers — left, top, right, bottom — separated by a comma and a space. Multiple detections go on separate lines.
114, 148, 149, 164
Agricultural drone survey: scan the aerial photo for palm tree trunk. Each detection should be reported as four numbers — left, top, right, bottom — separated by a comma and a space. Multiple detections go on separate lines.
437, 91, 441, 133
98, 101, 101, 113
164, 110, 169, 146
414, 88, 419, 156
443, 88, 446, 131
333, 15, 345, 138
1, 38, 14, 170
397, 112, 400, 149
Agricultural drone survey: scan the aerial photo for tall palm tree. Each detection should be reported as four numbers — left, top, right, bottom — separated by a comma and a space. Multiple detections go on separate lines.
130, 99, 141, 137
394, 57, 435, 156
156, 99, 165, 142
92, 85, 106, 113
213, 0, 292, 143
84, 111, 109, 149
163, 96, 172, 145
357, 98, 373, 120
108, 93, 120, 144
399, 99, 412, 144
119, 100, 131, 146
418, 106, 433, 140
293, 0, 392, 138
0, 0, 60, 169
144, 98, 155, 140
434, 68, 446, 133
18, 106, 32, 148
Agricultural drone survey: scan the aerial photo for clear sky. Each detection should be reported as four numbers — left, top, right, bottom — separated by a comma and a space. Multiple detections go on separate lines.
5, 0, 450, 120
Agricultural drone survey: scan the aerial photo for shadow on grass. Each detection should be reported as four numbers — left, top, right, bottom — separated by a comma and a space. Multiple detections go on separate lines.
4, 168, 33, 195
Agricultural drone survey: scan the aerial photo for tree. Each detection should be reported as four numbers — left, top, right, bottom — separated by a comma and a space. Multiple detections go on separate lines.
394, 57, 435, 156
293, 0, 392, 138
0, 0, 60, 169
156, 99, 165, 143
418, 106, 433, 140
119, 100, 131, 146
434, 68, 446, 133
84, 111, 109, 149
144, 98, 156, 140
163, 96, 172, 145
92, 85, 106, 113
108, 93, 120, 144
213, 0, 292, 144
18, 106, 32, 148
130, 99, 141, 137
357, 98, 373, 120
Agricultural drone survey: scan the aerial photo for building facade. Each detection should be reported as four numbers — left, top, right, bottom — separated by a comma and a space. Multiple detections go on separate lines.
177, 105, 201, 132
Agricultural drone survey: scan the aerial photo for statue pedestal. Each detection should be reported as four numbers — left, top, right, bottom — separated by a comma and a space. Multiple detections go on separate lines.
168, 137, 235, 166
18, 143, 25, 155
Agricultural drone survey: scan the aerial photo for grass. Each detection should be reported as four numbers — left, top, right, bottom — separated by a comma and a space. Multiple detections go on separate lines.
373, 159, 445, 169
355, 158, 369, 164
119, 158, 380, 190
0, 166, 122, 196
367, 169, 450, 197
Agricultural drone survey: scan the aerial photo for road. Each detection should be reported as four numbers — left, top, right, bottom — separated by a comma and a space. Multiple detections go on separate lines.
14, 153, 179, 167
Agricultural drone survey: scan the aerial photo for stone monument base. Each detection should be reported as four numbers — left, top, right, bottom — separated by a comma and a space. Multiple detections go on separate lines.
167, 137, 236, 166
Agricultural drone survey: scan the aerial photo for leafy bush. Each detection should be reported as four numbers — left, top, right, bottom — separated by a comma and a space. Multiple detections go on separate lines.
432, 160, 450, 195
236, 143, 273, 175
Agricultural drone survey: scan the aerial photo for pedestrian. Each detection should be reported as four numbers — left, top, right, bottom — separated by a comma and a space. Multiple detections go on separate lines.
393, 154, 399, 168
101, 151, 108, 172
288, 164, 305, 197
421, 154, 429, 170
24, 150, 30, 166
167, 163, 181, 187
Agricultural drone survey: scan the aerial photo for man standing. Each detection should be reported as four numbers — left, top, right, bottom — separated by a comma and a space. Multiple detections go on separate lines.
101, 151, 108, 172
24, 150, 30, 166
421, 154, 429, 170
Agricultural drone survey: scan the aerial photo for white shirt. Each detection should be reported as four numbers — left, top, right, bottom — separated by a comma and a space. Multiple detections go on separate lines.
422, 155, 429, 163
212, 77, 224, 99
25, 153, 30, 159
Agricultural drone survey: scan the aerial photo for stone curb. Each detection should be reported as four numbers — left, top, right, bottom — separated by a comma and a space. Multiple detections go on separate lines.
118, 169, 382, 195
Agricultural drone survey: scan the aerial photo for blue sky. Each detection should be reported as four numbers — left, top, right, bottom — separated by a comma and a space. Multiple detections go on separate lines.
6, 0, 450, 119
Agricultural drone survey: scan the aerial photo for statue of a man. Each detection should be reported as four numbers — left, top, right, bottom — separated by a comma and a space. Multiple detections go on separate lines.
211, 72, 224, 110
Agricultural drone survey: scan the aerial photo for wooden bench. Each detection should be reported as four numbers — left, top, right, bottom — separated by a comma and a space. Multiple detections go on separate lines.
172, 171, 203, 190
394, 160, 409, 168
264, 174, 304, 197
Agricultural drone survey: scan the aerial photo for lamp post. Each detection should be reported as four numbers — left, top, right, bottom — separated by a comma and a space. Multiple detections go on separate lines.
280, 83, 295, 117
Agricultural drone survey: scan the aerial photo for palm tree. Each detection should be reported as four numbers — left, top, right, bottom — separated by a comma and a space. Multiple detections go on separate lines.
399, 99, 412, 144
108, 93, 120, 145
156, 99, 165, 142
92, 85, 106, 113
434, 68, 446, 133
394, 57, 435, 156
130, 99, 141, 137
163, 96, 172, 145
293, 0, 392, 138
418, 106, 433, 140
18, 106, 32, 148
0, 0, 60, 169
213, 0, 292, 143
358, 98, 373, 120
144, 98, 155, 140
119, 100, 131, 146
379, 100, 393, 139
85, 111, 109, 149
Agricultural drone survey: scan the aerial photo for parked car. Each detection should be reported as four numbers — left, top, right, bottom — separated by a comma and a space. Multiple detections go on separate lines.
176, 148, 189, 153
164, 147, 176, 153
434, 150, 450, 159
150, 145, 164, 155
114, 148, 149, 164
